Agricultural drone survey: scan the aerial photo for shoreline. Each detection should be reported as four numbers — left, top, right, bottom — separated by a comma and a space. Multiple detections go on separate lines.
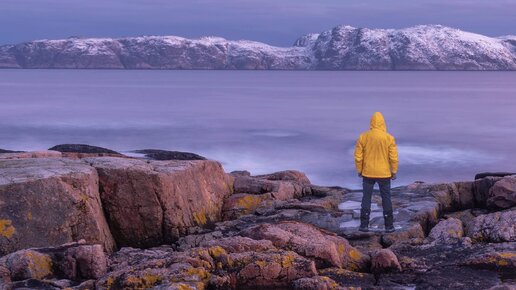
0, 145, 514, 289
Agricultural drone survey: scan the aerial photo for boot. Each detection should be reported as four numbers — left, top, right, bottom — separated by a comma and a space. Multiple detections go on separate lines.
384, 212, 395, 233
359, 210, 370, 232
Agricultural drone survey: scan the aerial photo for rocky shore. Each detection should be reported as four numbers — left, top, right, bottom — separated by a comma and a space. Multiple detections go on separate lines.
0, 145, 514, 289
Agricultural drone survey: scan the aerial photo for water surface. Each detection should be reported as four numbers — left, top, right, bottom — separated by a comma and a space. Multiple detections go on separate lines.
1, 70, 515, 188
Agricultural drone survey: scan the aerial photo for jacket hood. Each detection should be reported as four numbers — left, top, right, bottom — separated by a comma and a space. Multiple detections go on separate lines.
370, 112, 387, 131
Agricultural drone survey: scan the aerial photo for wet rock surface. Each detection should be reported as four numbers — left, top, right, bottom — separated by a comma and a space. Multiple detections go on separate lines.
0, 151, 514, 289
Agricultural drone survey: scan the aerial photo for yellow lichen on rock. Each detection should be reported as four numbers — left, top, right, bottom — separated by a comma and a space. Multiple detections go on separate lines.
184, 267, 211, 280
236, 195, 262, 210
125, 274, 162, 289
255, 260, 268, 268
337, 243, 346, 255
320, 276, 340, 289
26, 251, 53, 279
177, 283, 195, 290
208, 246, 226, 258
106, 276, 115, 289
193, 211, 207, 225
0, 219, 15, 238
349, 248, 362, 261
282, 252, 296, 267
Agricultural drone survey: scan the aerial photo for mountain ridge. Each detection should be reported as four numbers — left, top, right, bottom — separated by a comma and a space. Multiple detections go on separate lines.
1, 24, 515, 70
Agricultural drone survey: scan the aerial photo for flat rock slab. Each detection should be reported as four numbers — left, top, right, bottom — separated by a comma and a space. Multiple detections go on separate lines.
0, 151, 62, 160
0, 158, 115, 255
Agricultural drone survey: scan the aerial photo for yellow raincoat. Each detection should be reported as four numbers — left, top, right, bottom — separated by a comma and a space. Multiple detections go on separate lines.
354, 112, 398, 178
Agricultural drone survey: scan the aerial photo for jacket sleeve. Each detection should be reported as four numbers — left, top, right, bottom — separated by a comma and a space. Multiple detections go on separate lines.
354, 135, 364, 173
389, 135, 399, 174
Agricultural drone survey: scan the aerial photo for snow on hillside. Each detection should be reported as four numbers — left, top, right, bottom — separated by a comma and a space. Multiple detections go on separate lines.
1, 25, 515, 70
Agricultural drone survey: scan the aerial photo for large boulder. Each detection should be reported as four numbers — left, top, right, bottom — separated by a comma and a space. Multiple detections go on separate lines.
0, 158, 116, 255
473, 176, 503, 207
0, 249, 53, 281
233, 175, 308, 201
0, 241, 107, 284
240, 221, 370, 271
254, 170, 311, 186
370, 249, 402, 273
222, 193, 272, 220
411, 181, 474, 211
85, 157, 234, 248
381, 223, 425, 248
427, 217, 464, 244
487, 176, 516, 209
469, 210, 516, 243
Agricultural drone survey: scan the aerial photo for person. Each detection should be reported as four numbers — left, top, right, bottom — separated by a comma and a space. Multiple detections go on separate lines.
354, 112, 398, 233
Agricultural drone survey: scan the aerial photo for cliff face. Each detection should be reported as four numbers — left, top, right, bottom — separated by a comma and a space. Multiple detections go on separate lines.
0, 147, 514, 289
1, 25, 515, 70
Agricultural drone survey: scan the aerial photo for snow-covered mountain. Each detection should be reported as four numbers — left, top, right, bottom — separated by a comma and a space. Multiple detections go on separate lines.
1, 25, 515, 70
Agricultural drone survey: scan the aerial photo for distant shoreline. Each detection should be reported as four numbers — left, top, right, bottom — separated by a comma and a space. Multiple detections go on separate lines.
1, 24, 515, 70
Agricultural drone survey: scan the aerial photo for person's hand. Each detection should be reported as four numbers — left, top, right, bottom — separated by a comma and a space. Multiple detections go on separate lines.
391, 173, 397, 180
358, 172, 362, 178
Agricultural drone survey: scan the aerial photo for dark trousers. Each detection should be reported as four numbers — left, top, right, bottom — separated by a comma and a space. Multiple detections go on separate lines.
360, 177, 394, 228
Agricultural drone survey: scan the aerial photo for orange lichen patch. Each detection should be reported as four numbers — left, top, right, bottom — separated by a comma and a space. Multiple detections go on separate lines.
193, 211, 207, 225
177, 283, 195, 290
184, 267, 211, 281
26, 252, 53, 279
319, 276, 340, 289
337, 243, 346, 256
27, 212, 33, 221
208, 246, 226, 258
125, 274, 162, 289
235, 195, 262, 210
80, 193, 90, 203
282, 252, 296, 268
255, 260, 268, 268
208, 246, 233, 268
498, 252, 516, 259
467, 252, 516, 268
349, 248, 362, 261
106, 276, 115, 289
493, 252, 515, 267
0, 219, 15, 238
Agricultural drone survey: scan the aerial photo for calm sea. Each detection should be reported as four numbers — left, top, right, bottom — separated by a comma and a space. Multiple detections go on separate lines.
1, 70, 515, 188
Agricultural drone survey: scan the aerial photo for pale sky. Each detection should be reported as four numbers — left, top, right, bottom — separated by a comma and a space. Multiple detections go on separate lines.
1, 0, 515, 46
